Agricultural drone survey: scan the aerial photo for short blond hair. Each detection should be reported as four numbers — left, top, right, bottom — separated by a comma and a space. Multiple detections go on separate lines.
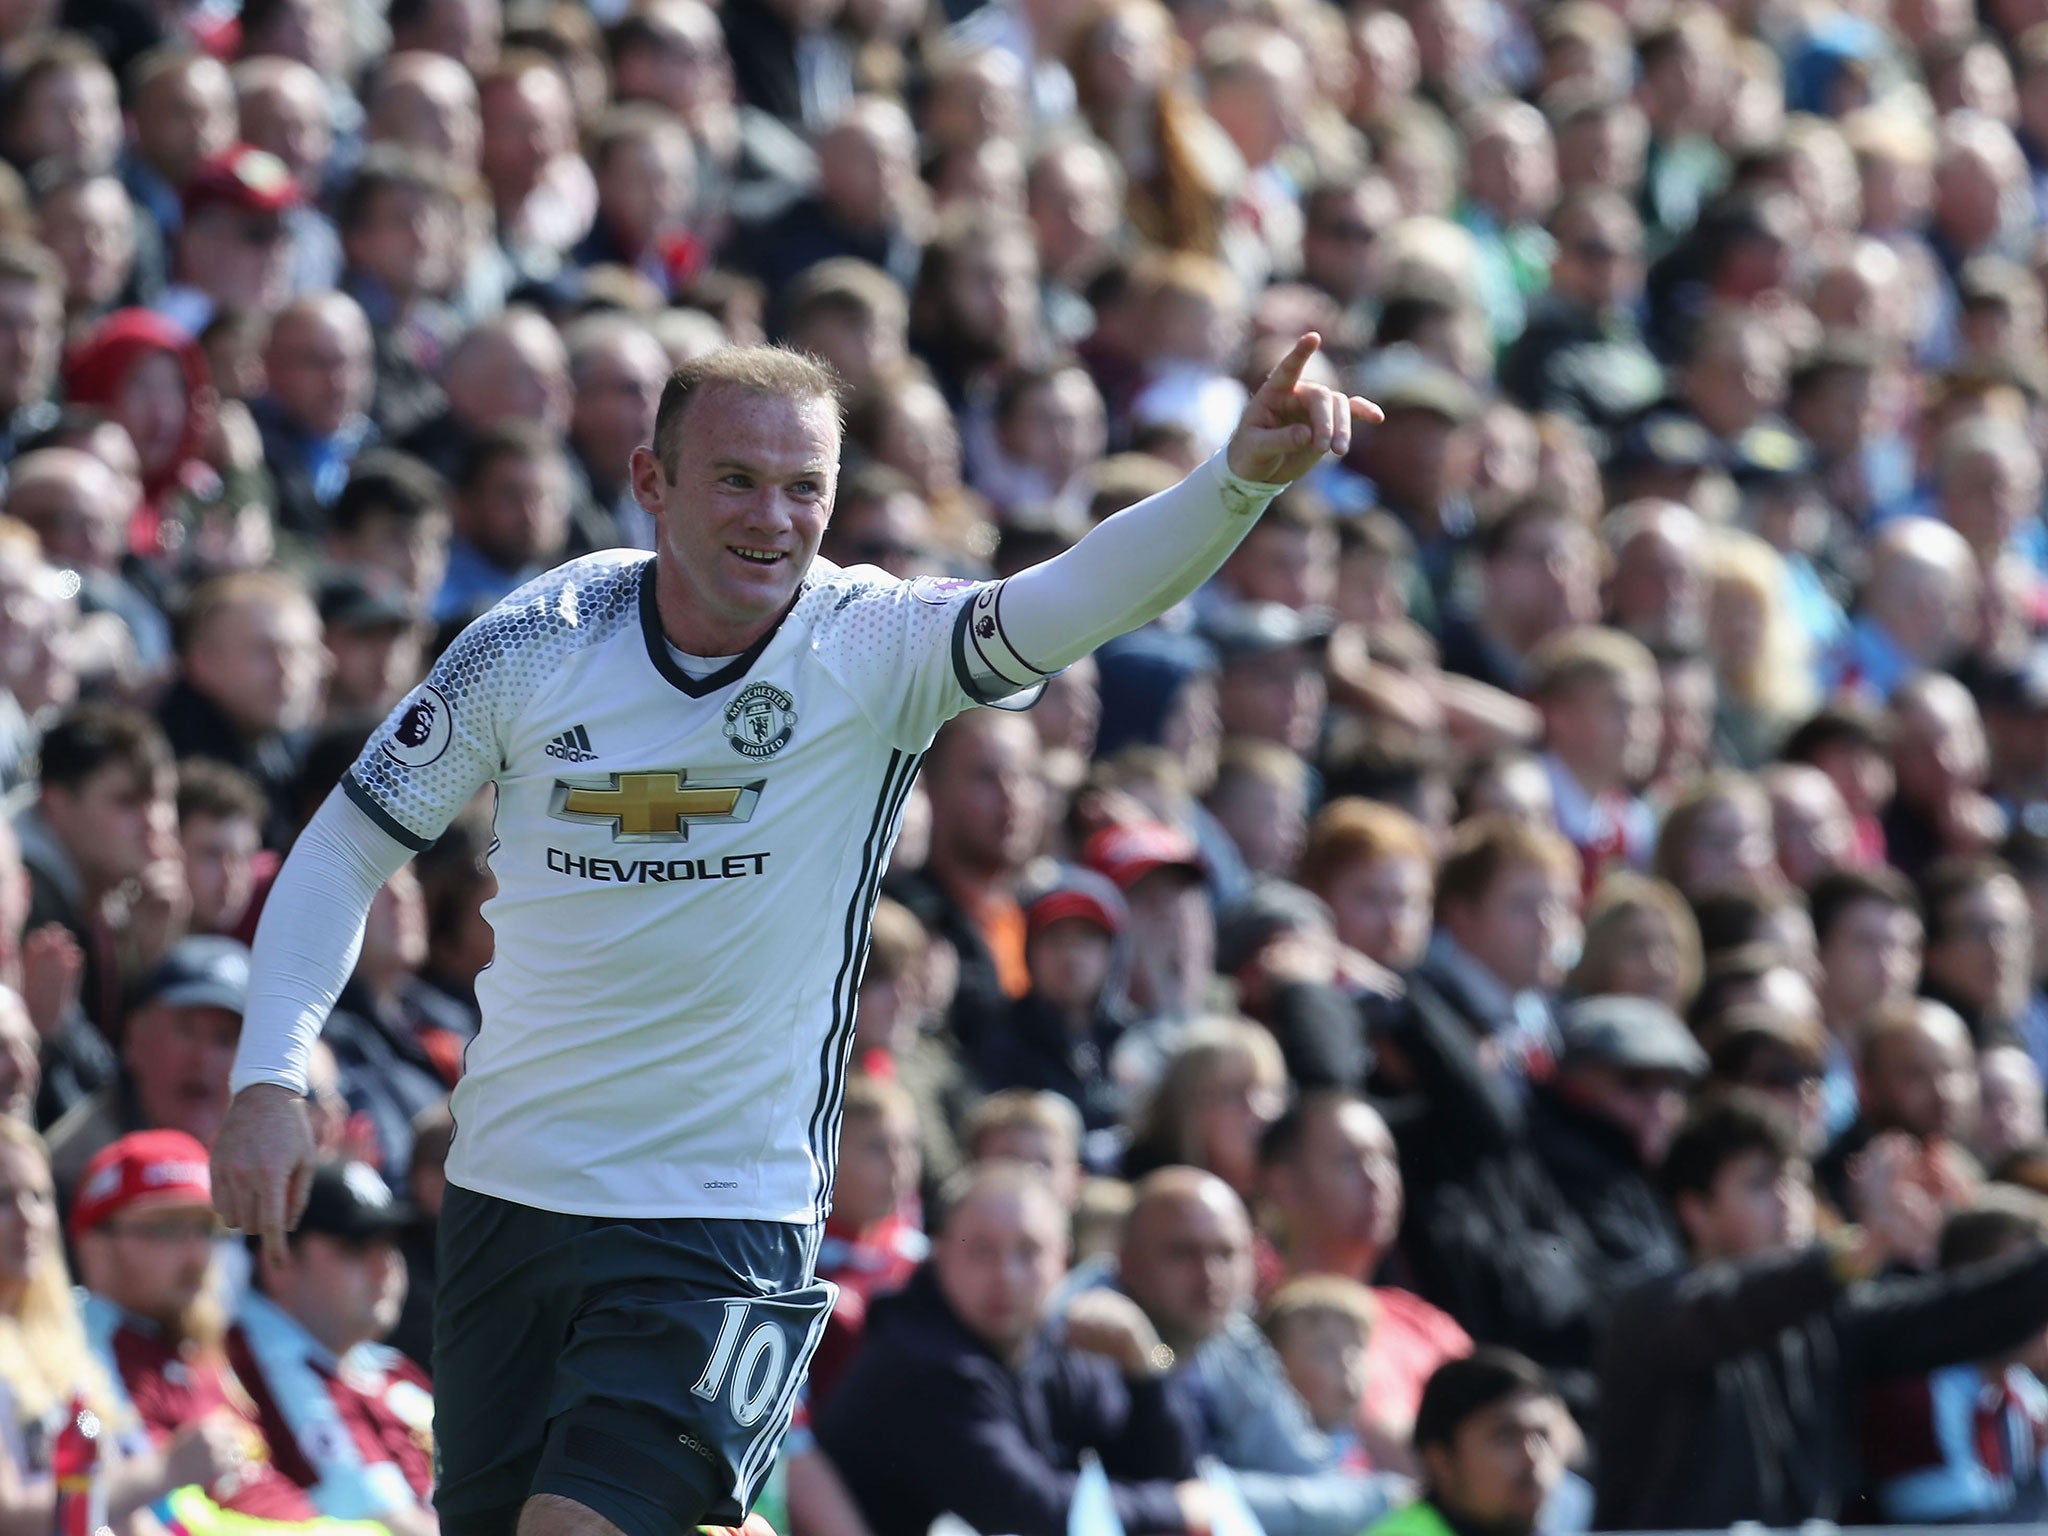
1526, 625, 1657, 703
841, 1071, 917, 1129
1260, 1274, 1379, 1351
652, 345, 842, 474
964, 1089, 1083, 1162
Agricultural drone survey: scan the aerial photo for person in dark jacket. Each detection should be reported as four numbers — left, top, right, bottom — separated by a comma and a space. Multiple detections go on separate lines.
977, 866, 1135, 1140
1529, 994, 1702, 1290
813, 1160, 1204, 1536
1595, 1092, 2048, 1531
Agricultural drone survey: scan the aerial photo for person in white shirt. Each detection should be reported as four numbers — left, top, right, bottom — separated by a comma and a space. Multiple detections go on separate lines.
209, 335, 1380, 1536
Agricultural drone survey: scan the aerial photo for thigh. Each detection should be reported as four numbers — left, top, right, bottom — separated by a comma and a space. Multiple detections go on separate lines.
538, 1219, 832, 1533
432, 1185, 587, 1520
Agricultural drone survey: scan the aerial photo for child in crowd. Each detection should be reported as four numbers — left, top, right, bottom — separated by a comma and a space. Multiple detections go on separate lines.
1262, 1275, 1380, 1471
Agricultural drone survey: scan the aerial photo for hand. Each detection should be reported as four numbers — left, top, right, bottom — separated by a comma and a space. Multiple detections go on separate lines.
19, 924, 82, 1042
1225, 332, 1383, 486
1174, 1480, 1214, 1536
211, 1084, 317, 1268
164, 1413, 253, 1495
1064, 1289, 1167, 1378
126, 857, 190, 971
1849, 1132, 1942, 1270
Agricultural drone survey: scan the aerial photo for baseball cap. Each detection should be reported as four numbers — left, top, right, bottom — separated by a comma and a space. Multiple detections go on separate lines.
1559, 995, 1708, 1080
71, 1129, 213, 1240
184, 145, 302, 221
1203, 603, 1334, 660
317, 569, 418, 632
1729, 421, 1819, 488
1083, 821, 1206, 892
295, 1161, 418, 1239
1348, 345, 1482, 425
136, 937, 252, 1016
1024, 866, 1128, 939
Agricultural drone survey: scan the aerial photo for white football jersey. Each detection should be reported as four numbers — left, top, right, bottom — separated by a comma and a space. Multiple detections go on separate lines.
344, 550, 1045, 1221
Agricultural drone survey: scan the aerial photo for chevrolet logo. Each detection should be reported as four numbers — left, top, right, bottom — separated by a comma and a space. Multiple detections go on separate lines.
548, 771, 764, 842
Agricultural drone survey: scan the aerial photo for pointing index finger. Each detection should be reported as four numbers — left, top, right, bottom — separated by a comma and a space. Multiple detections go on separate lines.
1260, 332, 1321, 400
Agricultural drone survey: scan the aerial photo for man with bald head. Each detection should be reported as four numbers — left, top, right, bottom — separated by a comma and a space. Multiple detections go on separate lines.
1114, 1167, 1405, 1536
233, 57, 342, 294
1885, 674, 2005, 881
255, 293, 378, 539
566, 314, 672, 551
400, 306, 568, 473
1603, 499, 1706, 649
749, 95, 925, 294
1817, 997, 1983, 1210
367, 52, 482, 178
2, 449, 170, 670
1825, 519, 1981, 702
1764, 763, 1858, 891
816, 1161, 1204, 1536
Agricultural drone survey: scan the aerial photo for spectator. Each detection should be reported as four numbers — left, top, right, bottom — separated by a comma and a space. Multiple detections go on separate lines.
333, 148, 461, 442
397, 308, 571, 490
1259, 1276, 1379, 1458
1651, 770, 1781, 903
749, 96, 924, 297
1, 447, 171, 669
1527, 627, 1661, 894
1920, 856, 2041, 1057
14, 704, 180, 1037
176, 759, 267, 940
31, 166, 139, 327
813, 1161, 1203, 1536
325, 451, 453, 618
1205, 605, 1327, 762
1122, 1017, 1286, 1200
1812, 866, 1924, 1137
1887, 675, 2006, 882
1977, 1041, 2047, 1169
159, 571, 324, 842
1437, 497, 1600, 696
1257, 1091, 1472, 1464
1824, 519, 1981, 701
1359, 1350, 1571, 1536
44, 937, 249, 1204
71, 1131, 326, 1522
433, 421, 573, 623
0, 242, 64, 463
1084, 821, 1216, 1027
253, 292, 378, 540
228, 1160, 435, 1533
976, 867, 1133, 1141
155, 145, 303, 336
120, 49, 237, 243
1113, 1168, 1404, 1536
962, 1091, 1085, 1210
1783, 703, 1897, 868
317, 570, 426, 720
1703, 1005, 1832, 1156
1597, 1093, 2048, 1530
1567, 874, 1703, 1017
563, 313, 671, 551
1763, 762, 1858, 891
1816, 997, 1982, 1214
1297, 799, 1436, 975
1205, 740, 1309, 881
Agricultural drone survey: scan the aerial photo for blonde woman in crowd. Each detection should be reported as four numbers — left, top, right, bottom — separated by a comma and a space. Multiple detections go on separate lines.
1705, 528, 1817, 766
1569, 873, 1704, 1016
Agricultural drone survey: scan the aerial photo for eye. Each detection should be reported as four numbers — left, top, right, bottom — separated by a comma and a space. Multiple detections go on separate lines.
792, 480, 821, 496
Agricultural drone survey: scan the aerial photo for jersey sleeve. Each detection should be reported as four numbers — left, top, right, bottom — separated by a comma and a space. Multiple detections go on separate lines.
809, 573, 1049, 751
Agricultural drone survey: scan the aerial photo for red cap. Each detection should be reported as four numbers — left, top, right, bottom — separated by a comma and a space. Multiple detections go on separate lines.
183, 145, 302, 220
70, 1131, 213, 1241
1082, 821, 1206, 893
1027, 887, 1124, 938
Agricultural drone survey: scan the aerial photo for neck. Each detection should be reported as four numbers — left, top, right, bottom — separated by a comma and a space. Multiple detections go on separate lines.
929, 847, 1014, 906
654, 555, 785, 657
1554, 749, 1618, 796
1288, 1229, 1379, 1282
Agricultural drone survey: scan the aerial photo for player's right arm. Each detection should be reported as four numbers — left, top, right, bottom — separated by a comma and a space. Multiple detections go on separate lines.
213, 600, 518, 1262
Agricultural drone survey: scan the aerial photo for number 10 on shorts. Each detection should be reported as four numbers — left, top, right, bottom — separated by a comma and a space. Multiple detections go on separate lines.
692, 1301, 792, 1427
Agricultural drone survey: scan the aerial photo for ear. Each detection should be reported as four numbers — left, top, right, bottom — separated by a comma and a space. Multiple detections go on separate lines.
1672, 1188, 1707, 1252
629, 444, 668, 520
1418, 1441, 1456, 1499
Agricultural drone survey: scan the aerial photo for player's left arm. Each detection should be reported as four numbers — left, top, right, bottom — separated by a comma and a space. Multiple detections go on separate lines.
972, 333, 1380, 680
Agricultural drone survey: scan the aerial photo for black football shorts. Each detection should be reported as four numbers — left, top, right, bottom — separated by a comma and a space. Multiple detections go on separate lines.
431, 1183, 831, 1536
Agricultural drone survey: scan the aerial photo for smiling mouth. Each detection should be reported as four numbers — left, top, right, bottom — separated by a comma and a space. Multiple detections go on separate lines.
730, 547, 786, 566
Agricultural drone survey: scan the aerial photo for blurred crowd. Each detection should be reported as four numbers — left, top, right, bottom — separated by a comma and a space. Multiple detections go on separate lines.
8, 0, 2048, 1533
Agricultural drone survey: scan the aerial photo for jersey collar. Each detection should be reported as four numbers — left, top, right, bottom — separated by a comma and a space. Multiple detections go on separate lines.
636, 558, 801, 699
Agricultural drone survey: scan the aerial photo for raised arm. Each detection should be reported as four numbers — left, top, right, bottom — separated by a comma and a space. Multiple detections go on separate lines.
994, 334, 1381, 676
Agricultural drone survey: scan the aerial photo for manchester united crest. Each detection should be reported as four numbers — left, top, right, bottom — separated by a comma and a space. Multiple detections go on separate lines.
723, 682, 798, 759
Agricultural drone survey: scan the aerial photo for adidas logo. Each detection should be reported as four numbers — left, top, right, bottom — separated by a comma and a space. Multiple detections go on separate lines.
546, 724, 600, 763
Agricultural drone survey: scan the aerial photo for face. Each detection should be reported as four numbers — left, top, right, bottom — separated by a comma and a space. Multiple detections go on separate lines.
1003, 371, 1107, 490
827, 493, 940, 580
1594, 907, 1686, 1012
926, 716, 1043, 876
1565, 1063, 1690, 1164
1944, 445, 2041, 555
631, 387, 839, 652
1819, 899, 1922, 1028
7, 463, 127, 572
0, 277, 61, 416
461, 450, 570, 572
240, 78, 331, 188
126, 1003, 242, 1146
1324, 854, 1433, 971
1978, 1047, 2046, 1162
278, 1232, 405, 1350
1425, 1392, 1568, 1535
1027, 918, 1113, 1014
1679, 792, 1776, 898
1211, 773, 1306, 880
47, 762, 175, 891
114, 350, 192, 479
136, 62, 236, 183
1121, 1189, 1253, 1346
946, 239, 1040, 362
1552, 207, 1644, 312
269, 307, 373, 437
976, 1123, 1082, 1209
1448, 859, 1579, 994
371, 70, 481, 175
1282, 1101, 1403, 1261
1302, 181, 1393, 305
1489, 520, 1598, 644
187, 596, 326, 736
1219, 648, 1325, 757
346, 183, 456, 299
1868, 1019, 1979, 1141
1927, 876, 2032, 1015
182, 205, 294, 314
1275, 1313, 1370, 1431
571, 337, 668, 483
1227, 523, 1339, 613
1611, 529, 1703, 645
333, 509, 450, 614
599, 130, 695, 246
1187, 1049, 1282, 1193
1770, 772, 1854, 889
1126, 870, 1216, 1018
1029, 147, 1121, 279
80, 1198, 218, 1324
180, 812, 260, 936
326, 622, 424, 715
832, 1109, 919, 1228
38, 178, 136, 311
18, 63, 121, 170
1554, 671, 1662, 787
934, 1186, 1067, 1356
0, 1140, 51, 1295
1685, 1150, 1814, 1260
480, 69, 572, 198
